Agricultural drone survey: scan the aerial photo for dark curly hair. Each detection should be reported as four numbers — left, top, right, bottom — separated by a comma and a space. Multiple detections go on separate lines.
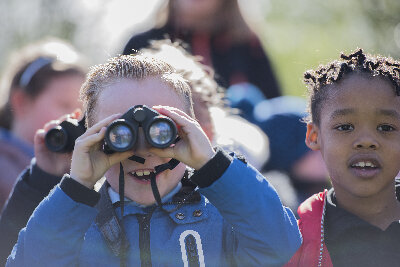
304, 48, 400, 125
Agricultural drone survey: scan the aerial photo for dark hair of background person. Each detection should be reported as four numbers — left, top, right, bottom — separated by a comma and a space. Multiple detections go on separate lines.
123, 0, 282, 99
304, 48, 400, 126
0, 43, 86, 130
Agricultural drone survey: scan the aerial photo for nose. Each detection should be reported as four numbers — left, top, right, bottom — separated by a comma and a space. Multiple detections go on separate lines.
353, 132, 379, 150
133, 128, 153, 157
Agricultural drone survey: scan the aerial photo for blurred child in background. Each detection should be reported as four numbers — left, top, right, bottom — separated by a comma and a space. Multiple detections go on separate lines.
0, 38, 86, 208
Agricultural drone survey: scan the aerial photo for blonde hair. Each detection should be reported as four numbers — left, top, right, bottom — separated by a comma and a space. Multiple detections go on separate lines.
80, 54, 194, 127
141, 39, 225, 108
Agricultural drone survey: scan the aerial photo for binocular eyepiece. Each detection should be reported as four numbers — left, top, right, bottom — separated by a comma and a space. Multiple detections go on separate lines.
45, 117, 86, 153
104, 105, 177, 153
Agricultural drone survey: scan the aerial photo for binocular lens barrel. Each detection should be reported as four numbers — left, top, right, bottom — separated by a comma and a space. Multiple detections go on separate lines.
149, 120, 175, 146
45, 127, 68, 152
107, 124, 134, 150
45, 117, 86, 153
104, 105, 178, 153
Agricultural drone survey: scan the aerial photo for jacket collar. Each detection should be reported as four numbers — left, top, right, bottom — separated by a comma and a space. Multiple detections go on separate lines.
325, 177, 400, 241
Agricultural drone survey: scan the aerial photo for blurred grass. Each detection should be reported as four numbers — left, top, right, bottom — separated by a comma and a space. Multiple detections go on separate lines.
257, 0, 400, 96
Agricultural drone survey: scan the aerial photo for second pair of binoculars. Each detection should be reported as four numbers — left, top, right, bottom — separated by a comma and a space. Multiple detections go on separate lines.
45, 105, 178, 153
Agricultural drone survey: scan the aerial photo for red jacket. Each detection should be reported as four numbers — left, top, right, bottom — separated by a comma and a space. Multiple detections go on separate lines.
284, 190, 333, 267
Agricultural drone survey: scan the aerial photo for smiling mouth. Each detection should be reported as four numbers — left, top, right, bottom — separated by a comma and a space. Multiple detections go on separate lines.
128, 170, 155, 182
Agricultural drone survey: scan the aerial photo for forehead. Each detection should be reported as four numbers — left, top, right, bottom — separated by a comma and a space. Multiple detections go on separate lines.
95, 77, 186, 123
320, 74, 400, 122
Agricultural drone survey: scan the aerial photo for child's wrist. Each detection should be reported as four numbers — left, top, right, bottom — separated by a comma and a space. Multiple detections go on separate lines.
193, 148, 216, 170
60, 175, 100, 207
190, 147, 232, 188
69, 173, 96, 189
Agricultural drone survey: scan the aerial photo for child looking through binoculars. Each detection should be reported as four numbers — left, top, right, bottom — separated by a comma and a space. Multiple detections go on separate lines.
6, 54, 301, 266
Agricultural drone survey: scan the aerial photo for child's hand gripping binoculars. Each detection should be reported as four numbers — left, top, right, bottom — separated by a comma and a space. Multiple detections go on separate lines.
45, 117, 86, 153
103, 105, 178, 153
45, 105, 177, 154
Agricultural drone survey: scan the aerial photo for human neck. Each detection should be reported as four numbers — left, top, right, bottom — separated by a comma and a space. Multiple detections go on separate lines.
335, 184, 400, 230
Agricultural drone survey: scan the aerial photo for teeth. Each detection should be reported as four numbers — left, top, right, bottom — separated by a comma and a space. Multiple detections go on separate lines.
131, 170, 153, 177
353, 161, 376, 168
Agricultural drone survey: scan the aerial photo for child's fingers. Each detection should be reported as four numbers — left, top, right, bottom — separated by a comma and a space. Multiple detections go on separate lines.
154, 106, 196, 122
75, 127, 107, 150
34, 129, 46, 145
43, 110, 81, 132
57, 113, 71, 122
80, 113, 120, 138
149, 147, 175, 159
43, 120, 61, 132
108, 151, 135, 166
71, 108, 82, 119
154, 107, 198, 130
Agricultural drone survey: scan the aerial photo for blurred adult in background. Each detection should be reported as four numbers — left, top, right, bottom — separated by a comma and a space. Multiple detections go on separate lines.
254, 96, 330, 211
141, 39, 270, 170
123, 0, 281, 99
0, 38, 86, 209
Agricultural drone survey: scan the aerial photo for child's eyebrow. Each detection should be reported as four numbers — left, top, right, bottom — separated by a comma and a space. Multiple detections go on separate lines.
376, 109, 400, 120
330, 108, 355, 120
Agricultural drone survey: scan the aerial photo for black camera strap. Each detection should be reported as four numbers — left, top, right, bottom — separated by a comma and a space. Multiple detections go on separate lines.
119, 163, 125, 217
118, 158, 181, 217
128, 155, 146, 164
150, 158, 188, 213
118, 136, 184, 216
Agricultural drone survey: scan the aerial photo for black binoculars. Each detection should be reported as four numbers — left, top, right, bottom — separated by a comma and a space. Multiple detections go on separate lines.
103, 105, 178, 153
45, 117, 86, 153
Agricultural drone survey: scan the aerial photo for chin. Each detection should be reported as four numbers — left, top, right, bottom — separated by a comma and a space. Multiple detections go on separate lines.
346, 187, 382, 199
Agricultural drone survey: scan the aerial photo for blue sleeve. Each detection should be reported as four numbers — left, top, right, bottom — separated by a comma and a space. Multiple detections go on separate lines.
198, 155, 302, 266
6, 186, 98, 267
0, 161, 62, 267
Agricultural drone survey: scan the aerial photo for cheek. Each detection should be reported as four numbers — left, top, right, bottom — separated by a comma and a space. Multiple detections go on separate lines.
167, 163, 186, 183
105, 165, 120, 188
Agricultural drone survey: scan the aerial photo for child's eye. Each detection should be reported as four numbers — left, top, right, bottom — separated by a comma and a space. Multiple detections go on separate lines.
377, 124, 395, 132
335, 124, 354, 131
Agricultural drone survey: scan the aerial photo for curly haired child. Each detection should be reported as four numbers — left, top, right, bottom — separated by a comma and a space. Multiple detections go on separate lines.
285, 48, 400, 267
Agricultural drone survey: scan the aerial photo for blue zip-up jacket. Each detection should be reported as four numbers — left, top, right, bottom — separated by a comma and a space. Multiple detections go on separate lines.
7, 149, 301, 266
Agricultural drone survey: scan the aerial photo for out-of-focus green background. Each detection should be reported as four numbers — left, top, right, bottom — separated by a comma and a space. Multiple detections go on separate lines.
1, 0, 399, 97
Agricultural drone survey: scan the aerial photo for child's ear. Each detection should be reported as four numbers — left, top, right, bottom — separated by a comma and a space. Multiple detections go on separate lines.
305, 123, 320, 151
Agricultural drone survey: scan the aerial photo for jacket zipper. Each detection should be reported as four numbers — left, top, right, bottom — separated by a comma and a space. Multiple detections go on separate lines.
136, 213, 152, 267
185, 234, 200, 267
